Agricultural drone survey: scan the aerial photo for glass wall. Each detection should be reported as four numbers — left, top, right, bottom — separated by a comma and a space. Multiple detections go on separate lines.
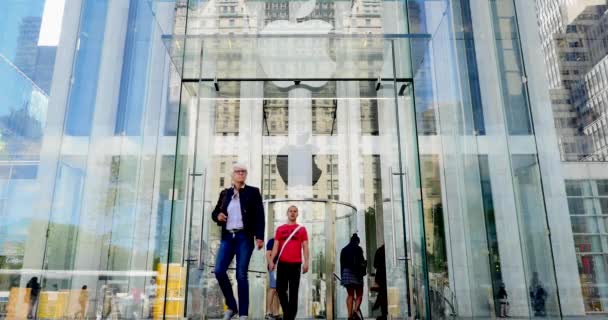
2, 0, 608, 318
407, 0, 585, 317
0, 0, 184, 318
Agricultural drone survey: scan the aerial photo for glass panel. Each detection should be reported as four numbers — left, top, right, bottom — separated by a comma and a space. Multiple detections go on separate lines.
597, 180, 608, 196
181, 71, 422, 319
573, 236, 605, 254
398, 83, 429, 319
568, 198, 598, 216
0, 1, 180, 318
511, 155, 560, 316
600, 199, 608, 215
571, 216, 602, 234
578, 254, 608, 313
488, 0, 533, 135
566, 180, 593, 197
64, 0, 109, 136
334, 202, 358, 319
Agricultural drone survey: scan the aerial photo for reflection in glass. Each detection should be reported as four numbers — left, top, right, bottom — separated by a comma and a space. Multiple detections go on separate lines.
512, 155, 559, 316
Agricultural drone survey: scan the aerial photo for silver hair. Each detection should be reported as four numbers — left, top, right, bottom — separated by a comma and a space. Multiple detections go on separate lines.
230, 163, 248, 183
231, 162, 248, 173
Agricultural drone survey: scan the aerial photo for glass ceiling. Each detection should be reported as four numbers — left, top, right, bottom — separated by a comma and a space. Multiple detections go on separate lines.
162, 34, 431, 82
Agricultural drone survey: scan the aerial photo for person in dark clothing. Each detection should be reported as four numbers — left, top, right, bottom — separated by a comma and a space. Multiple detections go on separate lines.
340, 234, 366, 320
529, 272, 547, 317
269, 205, 310, 320
265, 238, 280, 320
372, 245, 387, 320
212, 163, 265, 320
496, 283, 509, 318
26, 277, 41, 319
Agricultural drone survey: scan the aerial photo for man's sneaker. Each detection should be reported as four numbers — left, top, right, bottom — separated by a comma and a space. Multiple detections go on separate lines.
265, 314, 274, 320
238, 316, 248, 320
222, 310, 235, 320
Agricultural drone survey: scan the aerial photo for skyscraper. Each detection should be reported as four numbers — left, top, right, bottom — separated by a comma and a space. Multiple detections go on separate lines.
538, 0, 608, 161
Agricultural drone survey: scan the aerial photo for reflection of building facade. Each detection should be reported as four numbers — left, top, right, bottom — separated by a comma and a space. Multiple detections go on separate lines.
538, 0, 608, 161
537, 0, 608, 313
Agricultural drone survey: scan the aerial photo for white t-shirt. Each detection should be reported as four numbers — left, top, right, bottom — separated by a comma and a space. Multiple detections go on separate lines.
226, 192, 244, 230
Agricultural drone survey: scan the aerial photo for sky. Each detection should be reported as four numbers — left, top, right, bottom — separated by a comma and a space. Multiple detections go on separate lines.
38, 0, 66, 46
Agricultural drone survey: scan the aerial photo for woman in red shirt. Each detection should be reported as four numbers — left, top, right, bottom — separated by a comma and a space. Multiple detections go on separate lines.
268, 205, 309, 320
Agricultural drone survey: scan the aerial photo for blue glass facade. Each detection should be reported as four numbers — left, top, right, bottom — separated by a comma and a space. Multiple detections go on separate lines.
0, 0, 607, 318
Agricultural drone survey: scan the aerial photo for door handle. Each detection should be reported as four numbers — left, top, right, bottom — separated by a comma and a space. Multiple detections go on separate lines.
198, 170, 207, 269
182, 170, 194, 265
388, 167, 398, 267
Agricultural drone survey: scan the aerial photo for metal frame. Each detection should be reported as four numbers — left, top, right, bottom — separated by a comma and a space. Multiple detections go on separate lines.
179, 65, 424, 320
263, 198, 358, 211
182, 77, 413, 83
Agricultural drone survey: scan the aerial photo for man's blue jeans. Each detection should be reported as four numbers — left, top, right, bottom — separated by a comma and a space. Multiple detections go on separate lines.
215, 231, 254, 316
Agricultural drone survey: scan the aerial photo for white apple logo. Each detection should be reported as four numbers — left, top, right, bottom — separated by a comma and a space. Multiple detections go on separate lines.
257, 0, 336, 88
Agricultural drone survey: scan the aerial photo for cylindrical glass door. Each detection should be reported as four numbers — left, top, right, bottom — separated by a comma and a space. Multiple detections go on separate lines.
266, 199, 357, 320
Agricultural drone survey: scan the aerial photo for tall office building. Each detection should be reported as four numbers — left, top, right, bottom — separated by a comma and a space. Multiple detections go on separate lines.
536, 0, 608, 312
0, 0, 607, 318
537, 0, 608, 161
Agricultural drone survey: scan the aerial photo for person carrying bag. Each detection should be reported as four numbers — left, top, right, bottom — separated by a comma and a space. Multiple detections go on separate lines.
268, 206, 309, 320
340, 234, 366, 320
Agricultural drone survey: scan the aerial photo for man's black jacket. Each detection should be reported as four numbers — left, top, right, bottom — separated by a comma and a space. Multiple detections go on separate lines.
211, 185, 265, 241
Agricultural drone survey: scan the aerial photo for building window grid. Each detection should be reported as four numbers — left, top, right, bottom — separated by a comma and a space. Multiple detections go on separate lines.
566, 180, 608, 312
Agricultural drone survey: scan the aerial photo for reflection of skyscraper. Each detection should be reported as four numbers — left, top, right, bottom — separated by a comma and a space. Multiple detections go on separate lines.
14, 17, 42, 81
12, 16, 57, 94
33, 46, 56, 94
537, 0, 608, 161
537, 1, 608, 313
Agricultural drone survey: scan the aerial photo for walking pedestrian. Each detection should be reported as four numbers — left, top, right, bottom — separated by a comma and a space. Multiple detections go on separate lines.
340, 234, 366, 320
268, 206, 309, 320
212, 163, 265, 320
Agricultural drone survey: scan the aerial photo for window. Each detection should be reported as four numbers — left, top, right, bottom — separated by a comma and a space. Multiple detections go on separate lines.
566, 180, 608, 312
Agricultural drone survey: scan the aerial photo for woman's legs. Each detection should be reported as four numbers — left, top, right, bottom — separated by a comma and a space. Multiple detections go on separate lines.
270, 289, 280, 316
354, 286, 364, 315
346, 287, 355, 318
266, 288, 274, 315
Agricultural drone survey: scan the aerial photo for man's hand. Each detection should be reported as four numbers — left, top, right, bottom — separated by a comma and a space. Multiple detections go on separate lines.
255, 239, 264, 250
269, 262, 276, 271
217, 212, 227, 222
303, 262, 309, 274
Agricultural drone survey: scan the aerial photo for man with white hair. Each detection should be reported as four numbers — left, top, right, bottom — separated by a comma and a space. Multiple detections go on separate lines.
212, 163, 265, 320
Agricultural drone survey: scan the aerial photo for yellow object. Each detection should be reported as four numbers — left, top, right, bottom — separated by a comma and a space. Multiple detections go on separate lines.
154, 263, 187, 319
6, 288, 30, 320
387, 287, 401, 316
37, 291, 69, 319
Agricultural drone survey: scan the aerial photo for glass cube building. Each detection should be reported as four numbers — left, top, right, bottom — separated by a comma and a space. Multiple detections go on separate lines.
0, 0, 607, 318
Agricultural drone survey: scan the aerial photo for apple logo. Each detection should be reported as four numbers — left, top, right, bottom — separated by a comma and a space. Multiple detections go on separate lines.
275, 134, 323, 186
257, 0, 336, 88
259, 0, 331, 189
